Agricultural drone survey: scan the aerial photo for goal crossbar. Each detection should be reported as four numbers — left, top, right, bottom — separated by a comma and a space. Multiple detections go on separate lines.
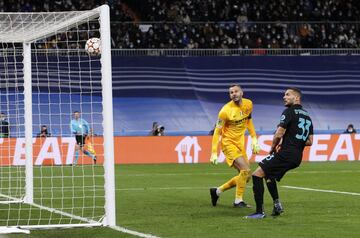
0, 7, 102, 43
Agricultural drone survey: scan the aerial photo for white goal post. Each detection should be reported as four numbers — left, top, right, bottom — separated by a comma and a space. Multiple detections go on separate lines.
0, 4, 115, 231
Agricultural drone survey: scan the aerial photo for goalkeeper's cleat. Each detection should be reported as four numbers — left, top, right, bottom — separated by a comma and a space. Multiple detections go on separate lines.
233, 201, 251, 208
244, 212, 266, 219
271, 200, 284, 216
210, 188, 219, 206
93, 156, 97, 164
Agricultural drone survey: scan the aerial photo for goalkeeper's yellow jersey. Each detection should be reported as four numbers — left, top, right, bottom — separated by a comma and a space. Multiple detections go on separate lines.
216, 98, 253, 147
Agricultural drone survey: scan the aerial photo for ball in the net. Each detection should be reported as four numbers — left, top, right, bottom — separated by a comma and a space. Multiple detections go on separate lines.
85, 37, 101, 55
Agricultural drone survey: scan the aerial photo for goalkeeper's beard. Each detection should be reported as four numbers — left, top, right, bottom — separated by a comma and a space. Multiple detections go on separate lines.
232, 97, 242, 105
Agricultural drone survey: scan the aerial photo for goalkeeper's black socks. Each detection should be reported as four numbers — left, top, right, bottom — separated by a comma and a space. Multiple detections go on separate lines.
252, 175, 264, 214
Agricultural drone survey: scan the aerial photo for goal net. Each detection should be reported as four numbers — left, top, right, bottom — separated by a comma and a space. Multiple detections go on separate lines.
0, 5, 115, 231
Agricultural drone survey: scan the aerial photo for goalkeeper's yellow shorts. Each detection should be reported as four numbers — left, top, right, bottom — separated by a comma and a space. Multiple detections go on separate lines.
222, 143, 248, 167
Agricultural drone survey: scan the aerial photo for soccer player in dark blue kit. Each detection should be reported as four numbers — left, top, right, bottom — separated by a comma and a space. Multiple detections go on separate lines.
246, 88, 313, 219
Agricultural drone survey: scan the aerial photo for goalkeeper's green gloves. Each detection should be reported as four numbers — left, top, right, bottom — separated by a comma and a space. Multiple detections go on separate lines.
251, 137, 261, 154
210, 153, 218, 165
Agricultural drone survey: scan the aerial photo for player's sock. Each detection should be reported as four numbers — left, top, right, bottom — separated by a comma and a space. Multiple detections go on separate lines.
234, 198, 243, 204
74, 150, 79, 165
87, 142, 96, 156
235, 170, 249, 202
219, 175, 238, 193
252, 175, 264, 213
266, 178, 279, 201
84, 150, 95, 159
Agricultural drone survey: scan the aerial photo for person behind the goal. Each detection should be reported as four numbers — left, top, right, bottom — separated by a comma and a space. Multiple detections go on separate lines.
70, 111, 97, 165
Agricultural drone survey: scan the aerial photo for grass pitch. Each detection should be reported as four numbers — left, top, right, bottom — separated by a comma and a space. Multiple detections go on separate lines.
9, 161, 360, 237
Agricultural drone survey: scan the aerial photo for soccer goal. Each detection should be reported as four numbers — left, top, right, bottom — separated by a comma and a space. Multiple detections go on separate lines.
0, 5, 115, 232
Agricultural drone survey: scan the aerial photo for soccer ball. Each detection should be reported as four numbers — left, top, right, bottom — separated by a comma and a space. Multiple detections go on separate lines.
85, 37, 101, 55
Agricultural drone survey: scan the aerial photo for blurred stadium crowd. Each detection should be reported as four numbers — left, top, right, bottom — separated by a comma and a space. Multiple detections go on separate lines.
115, 22, 359, 49
3, 0, 360, 49
125, 0, 360, 22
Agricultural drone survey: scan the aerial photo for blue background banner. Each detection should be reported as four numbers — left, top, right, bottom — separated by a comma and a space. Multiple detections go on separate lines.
113, 56, 360, 135
1, 55, 359, 136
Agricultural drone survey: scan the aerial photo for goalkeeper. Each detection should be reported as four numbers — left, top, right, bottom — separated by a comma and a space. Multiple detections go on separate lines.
70, 111, 96, 165
209, 84, 260, 208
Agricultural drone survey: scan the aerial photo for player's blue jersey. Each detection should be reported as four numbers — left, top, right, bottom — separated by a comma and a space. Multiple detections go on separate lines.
70, 118, 90, 135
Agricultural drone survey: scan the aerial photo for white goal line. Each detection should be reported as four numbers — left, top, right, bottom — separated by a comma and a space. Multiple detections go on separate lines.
0, 193, 24, 204
281, 185, 360, 196
119, 169, 360, 177
117, 185, 360, 196
111, 225, 161, 238
0, 192, 159, 237
0, 192, 102, 229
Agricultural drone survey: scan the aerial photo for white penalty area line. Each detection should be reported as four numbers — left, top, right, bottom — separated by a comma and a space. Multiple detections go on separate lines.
117, 186, 207, 191
111, 225, 160, 238
118, 185, 360, 197
282, 185, 360, 196
120, 170, 360, 177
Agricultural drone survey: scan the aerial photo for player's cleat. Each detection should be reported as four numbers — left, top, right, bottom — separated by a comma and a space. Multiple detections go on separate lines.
271, 200, 284, 216
210, 188, 219, 206
93, 156, 97, 164
233, 201, 251, 208
245, 212, 266, 219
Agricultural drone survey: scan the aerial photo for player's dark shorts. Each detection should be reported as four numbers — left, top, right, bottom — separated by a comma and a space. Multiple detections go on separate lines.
75, 135, 87, 147
259, 153, 299, 181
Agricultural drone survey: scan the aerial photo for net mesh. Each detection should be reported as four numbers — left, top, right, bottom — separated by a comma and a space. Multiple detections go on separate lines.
0, 10, 106, 227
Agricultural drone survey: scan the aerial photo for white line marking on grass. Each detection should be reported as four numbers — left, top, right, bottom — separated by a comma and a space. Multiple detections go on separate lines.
282, 186, 360, 196
121, 172, 229, 177
290, 170, 360, 174
111, 225, 160, 238
120, 170, 360, 177
118, 186, 360, 197
118, 186, 208, 191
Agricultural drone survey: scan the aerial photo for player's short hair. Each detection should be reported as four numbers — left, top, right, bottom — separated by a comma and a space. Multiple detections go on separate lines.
73, 110, 80, 114
229, 84, 242, 90
288, 87, 302, 98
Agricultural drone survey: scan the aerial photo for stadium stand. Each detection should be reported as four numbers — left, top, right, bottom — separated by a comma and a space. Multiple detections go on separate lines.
115, 22, 360, 49
1, 0, 359, 49
114, 0, 360, 49
1, 0, 358, 135
121, 0, 360, 22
